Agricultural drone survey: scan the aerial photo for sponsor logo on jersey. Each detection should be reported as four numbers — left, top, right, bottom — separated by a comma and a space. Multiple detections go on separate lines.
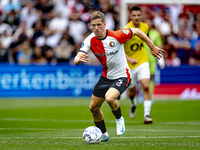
94, 50, 119, 57
123, 30, 129, 35
109, 41, 115, 47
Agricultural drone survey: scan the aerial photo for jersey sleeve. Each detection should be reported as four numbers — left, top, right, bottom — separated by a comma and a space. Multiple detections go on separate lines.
108, 29, 132, 44
79, 37, 91, 53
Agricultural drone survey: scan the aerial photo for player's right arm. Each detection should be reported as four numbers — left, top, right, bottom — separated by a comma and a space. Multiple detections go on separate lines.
74, 51, 89, 65
74, 34, 92, 65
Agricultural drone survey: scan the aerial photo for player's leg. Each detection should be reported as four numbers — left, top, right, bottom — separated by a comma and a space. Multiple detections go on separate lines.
140, 78, 153, 124
128, 86, 137, 105
128, 86, 137, 119
128, 69, 138, 119
89, 95, 105, 122
90, 75, 111, 141
105, 77, 130, 136
89, 95, 109, 141
138, 62, 153, 124
106, 87, 125, 136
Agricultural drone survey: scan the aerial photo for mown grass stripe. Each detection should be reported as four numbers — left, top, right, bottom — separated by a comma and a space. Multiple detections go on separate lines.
1, 118, 200, 125
0, 136, 200, 140
0, 128, 200, 133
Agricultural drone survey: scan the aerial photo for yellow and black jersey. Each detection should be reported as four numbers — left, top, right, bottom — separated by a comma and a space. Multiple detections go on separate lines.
124, 21, 149, 69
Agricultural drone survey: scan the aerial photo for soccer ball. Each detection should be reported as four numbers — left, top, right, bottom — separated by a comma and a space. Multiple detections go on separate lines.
83, 126, 102, 144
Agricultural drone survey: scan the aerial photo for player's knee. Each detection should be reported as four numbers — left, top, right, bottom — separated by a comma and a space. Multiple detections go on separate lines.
89, 104, 99, 114
129, 90, 135, 97
128, 88, 136, 97
105, 95, 114, 104
143, 85, 150, 92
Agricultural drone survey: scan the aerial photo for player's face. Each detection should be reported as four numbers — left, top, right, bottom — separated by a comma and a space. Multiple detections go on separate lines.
130, 10, 142, 26
90, 18, 106, 39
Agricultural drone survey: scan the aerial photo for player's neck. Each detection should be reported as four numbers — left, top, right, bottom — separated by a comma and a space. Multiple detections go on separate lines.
132, 21, 140, 28
96, 29, 107, 40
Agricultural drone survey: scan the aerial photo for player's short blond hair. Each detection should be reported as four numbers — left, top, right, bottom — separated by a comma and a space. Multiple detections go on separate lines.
90, 11, 105, 22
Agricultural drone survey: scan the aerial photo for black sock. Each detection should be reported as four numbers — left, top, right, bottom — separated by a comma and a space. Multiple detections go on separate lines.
130, 95, 134, 100
94, 120, 107, 134
112, 106, 122, 119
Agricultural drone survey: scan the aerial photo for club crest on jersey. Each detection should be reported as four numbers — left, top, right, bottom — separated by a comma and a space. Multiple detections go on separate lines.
123, 30, 129, 35
109, 41, 115, 47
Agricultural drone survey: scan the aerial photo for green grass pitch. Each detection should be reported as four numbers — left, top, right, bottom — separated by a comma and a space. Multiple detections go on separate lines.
0, 98, 200, 150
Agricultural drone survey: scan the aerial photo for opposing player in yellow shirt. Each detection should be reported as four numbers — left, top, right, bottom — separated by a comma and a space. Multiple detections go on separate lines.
124, 6, 153, 124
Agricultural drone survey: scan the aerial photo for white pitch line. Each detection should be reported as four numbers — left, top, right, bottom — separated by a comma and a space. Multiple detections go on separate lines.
126, 129, 200, 133
160, 122, 200, 125
0, 136, 200, 140
1, 118, 200, 125
0, 128, 200, 133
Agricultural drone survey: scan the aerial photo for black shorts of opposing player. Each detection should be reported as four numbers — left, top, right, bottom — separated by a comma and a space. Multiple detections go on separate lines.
93, 75, 131, 100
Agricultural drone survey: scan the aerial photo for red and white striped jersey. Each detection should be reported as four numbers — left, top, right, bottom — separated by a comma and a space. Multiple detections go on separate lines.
80, 29, 132, 79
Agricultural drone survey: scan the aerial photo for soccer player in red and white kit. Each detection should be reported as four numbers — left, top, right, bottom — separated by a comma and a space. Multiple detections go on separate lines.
74, 11, 164, 142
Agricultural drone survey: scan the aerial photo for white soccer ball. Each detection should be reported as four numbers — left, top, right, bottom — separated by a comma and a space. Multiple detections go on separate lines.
83, 126, 102, 144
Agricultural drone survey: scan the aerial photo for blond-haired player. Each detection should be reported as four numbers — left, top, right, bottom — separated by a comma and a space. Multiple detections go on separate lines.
74, 10, 164, 141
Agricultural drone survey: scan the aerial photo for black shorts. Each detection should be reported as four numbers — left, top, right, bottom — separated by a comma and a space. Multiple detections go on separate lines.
92, 75, 131, 100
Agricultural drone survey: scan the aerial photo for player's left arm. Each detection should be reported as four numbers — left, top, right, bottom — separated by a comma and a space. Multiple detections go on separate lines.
130, 28, 165, 59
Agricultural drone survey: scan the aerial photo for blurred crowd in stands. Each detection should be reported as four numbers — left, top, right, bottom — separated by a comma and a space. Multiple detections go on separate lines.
0, 0, 200, 66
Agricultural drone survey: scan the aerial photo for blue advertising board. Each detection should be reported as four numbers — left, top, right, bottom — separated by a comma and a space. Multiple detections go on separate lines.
0, 63, 102, 97
0, 63, 199, 97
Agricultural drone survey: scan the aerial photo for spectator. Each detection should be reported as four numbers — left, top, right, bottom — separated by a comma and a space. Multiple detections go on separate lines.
0, 1, 199, 67
189, 21, 200, 66
2, 0, 21, 15
68, 11, 87, 49
99, 0, 115, 30
16, 40, 32, 64
171, 26, 191, 64
34, 0, 54, 15
3, 9, 20, 30
19, 1, 38, 29
48, 11, 69, 42
12, 22, 31, 42
152, 6, 164, 31
9, 25, 27, 63
0, 30, 13, 49
54, 32, 75, 63
0, 20, 13, 36
53, 0, 76, 18
30, 21, 44, 47
178, 6, 194, 38
158, 8, 172, 37
0, 41, 9, 63
31, 46, 47, 65
42, 44, 57, 65
166, 51, 181, 67
36, 23, 59, 48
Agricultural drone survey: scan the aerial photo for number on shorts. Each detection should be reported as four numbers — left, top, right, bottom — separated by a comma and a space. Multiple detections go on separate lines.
116, 79, 123, 87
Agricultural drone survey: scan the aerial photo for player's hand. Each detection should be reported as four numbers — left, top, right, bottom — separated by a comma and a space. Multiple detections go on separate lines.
78, 52, 89, 63
74, 52, 89, 65
129, 58, 138, 65
151, 46, 165, 60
